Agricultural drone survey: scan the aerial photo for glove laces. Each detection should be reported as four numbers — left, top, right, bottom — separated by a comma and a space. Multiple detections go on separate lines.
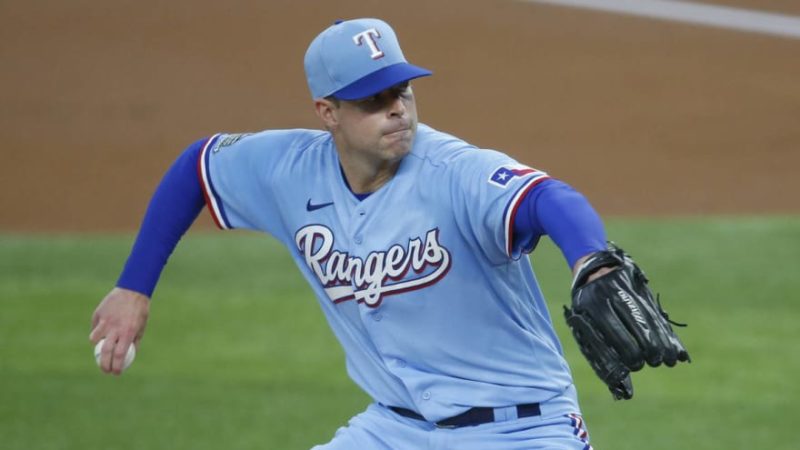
656, 294, 688, 327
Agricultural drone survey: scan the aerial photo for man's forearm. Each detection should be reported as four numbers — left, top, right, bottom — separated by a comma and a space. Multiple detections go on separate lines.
513, 179, 607, 268
116, 137, 209, 297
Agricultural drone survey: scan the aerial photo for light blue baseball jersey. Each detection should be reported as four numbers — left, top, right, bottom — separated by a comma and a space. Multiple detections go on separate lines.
198, 124, 574, 421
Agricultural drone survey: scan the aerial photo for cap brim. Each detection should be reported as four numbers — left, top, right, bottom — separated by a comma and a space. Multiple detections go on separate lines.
332, 63, 432, 101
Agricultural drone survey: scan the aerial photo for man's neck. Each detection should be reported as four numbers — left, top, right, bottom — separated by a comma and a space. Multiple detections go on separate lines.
338, 155, 400, 194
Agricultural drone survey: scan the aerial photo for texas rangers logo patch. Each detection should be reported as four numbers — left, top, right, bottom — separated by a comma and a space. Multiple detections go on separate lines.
488, 164, 541, 188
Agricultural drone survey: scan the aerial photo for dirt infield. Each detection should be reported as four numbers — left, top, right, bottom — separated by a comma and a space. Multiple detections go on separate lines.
1, 0, 798, 232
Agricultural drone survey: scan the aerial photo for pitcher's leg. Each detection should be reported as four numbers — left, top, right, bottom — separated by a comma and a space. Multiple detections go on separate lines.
311, 403, 432, 450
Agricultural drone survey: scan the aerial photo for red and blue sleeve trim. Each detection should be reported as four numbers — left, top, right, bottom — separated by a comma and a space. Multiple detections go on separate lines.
503, 172, 550, 258
197, 134, 233, 230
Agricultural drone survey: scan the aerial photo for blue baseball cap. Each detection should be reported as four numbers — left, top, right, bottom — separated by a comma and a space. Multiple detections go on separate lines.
304, 18, 432, 100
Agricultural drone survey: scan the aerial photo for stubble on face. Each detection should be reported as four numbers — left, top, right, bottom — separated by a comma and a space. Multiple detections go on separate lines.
337, 83, 418, 163
322, 83, 420, 193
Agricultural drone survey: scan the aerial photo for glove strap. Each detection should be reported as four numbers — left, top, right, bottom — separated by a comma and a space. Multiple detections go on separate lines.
571, 243, 623, 292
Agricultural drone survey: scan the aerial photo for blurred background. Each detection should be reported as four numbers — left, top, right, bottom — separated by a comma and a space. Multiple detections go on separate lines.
1, 0, 798, 448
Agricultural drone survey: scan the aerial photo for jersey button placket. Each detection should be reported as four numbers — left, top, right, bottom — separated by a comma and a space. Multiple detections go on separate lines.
352, 209, 365, 245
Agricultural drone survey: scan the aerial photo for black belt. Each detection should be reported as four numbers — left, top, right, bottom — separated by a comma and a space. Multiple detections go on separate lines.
388, 403, 541, 428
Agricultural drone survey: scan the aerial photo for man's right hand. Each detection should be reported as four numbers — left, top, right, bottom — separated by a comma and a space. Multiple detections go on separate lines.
89, 287, 150, 375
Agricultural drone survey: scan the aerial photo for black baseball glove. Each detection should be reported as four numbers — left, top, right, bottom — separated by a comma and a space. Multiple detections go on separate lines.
564, 243, 690, 400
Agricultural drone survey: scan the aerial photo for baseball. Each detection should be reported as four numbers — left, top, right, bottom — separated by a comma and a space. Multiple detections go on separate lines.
93, 338, 136, 371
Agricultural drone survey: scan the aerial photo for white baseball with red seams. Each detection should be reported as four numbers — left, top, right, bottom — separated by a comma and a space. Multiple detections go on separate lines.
94, 338, 135, 371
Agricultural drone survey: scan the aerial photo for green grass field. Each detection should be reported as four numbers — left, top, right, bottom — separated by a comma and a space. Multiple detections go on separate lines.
1, 217, 798, 449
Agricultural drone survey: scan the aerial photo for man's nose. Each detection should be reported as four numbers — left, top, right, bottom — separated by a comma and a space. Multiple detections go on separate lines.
387, 95, 407, 117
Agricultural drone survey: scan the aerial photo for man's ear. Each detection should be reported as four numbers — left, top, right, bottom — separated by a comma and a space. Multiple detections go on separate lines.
314, 99, 339, 131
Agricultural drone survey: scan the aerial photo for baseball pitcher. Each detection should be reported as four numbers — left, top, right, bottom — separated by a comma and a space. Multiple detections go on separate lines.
90, 18, 689, 449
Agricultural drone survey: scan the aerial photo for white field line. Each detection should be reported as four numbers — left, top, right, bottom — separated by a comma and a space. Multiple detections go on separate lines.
519, 0, 800, 39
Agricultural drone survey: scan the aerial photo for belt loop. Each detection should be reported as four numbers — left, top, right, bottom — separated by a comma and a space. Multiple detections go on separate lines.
493, 405, 518, 422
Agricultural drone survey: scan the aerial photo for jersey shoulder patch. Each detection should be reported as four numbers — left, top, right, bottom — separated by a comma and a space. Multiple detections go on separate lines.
209, 129, 330, 156
210, 133, 252, 153
488, 164, 546, 188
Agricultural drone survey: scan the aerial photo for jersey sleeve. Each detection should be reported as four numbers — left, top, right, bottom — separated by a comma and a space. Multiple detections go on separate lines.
197, 131, 302, 239
446, 148, 551, 263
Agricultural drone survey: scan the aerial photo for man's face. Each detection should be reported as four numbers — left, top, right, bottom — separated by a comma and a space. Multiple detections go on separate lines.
326, 82, 418, 164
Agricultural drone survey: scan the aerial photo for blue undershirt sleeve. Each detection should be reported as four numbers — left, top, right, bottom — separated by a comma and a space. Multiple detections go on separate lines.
513, 178, 607, 269
116, 138, 208, 297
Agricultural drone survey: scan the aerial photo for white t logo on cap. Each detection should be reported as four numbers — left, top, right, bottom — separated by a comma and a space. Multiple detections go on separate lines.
352, 28, 384, 59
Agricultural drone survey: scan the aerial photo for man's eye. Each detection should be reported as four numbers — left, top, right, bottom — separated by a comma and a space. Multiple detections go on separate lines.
359, 95, 380, 105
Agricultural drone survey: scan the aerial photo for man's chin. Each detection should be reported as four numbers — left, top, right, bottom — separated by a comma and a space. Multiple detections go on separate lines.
382, 134, 414, 157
